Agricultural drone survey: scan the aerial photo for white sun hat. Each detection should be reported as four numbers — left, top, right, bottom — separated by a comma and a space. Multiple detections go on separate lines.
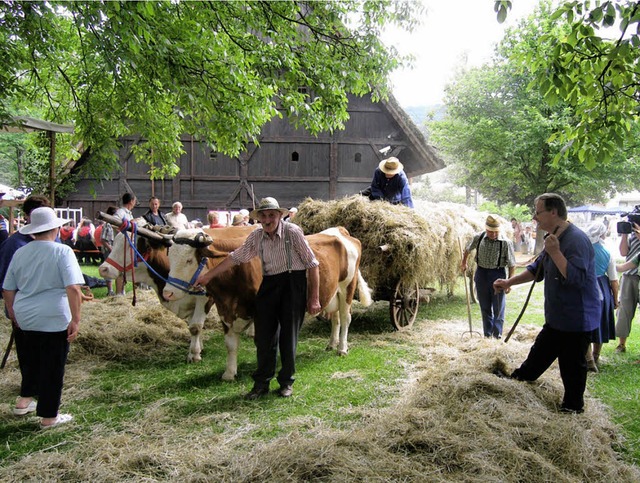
20, 207, 70, 235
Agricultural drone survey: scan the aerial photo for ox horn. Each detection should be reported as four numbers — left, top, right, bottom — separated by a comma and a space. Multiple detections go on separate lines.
172, 232, 214, 248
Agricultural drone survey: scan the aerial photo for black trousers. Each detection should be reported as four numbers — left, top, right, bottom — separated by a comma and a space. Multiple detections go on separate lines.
252, 270, 307, 388
511, 324, 593, 411
17, 328, 69, 418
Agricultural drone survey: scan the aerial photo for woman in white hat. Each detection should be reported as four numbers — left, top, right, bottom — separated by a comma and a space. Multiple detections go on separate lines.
369, 156, 414, 208
2, 207, 85, 429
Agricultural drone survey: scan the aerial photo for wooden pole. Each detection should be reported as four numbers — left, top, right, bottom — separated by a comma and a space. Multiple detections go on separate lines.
49, 130, 56, 203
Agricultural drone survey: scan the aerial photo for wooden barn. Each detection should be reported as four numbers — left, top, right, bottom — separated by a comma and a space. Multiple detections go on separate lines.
62, 93, 444, 222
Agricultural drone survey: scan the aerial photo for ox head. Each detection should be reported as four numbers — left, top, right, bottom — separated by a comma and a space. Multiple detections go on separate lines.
98, 222, 172, 281
163, 229, 214, 301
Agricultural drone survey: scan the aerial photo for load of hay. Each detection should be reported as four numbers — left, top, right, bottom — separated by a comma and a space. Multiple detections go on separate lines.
295, 196, 512, 296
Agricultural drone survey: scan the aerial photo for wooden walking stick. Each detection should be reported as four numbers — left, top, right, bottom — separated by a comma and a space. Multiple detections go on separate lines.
1, 328, 14, 369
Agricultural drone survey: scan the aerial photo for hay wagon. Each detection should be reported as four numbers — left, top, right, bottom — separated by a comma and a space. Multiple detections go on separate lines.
294, 196, 448, 333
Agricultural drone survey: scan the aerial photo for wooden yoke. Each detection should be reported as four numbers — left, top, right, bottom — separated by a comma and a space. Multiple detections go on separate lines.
95, 211, 171, 243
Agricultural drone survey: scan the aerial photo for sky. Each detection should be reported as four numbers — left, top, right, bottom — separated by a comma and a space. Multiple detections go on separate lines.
384, 0, 542, 107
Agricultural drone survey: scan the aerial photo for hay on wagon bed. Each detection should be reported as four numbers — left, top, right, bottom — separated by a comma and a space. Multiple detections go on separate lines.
295, 196, 512, 296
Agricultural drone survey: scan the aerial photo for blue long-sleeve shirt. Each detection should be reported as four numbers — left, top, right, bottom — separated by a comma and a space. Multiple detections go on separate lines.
526, 224, 600, 332
370, 168, 414, 208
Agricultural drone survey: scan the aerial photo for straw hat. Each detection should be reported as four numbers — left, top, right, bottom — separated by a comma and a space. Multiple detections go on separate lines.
378, 157, 403, 176
232, 214, 245, 226
249, 197, 289, 219
20, 207, 70, 235
485, 215, 501, 232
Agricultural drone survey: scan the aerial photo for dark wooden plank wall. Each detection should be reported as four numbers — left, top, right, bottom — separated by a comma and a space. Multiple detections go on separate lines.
63, 95, 419, 222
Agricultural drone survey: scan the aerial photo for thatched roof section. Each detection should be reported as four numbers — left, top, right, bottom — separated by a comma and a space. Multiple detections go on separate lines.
380, 93, 444, 176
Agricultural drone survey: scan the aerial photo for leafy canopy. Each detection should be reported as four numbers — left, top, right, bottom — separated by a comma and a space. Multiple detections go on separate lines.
502, 0, 640, 166
0, 0, 422, 180
429, 1, 640, 208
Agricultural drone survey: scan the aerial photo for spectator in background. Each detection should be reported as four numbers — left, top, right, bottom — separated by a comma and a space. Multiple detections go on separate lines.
114, 193, 136, 223
0, 214, 9, 244
511, 218, 523, 253
59, 222, 75, 248
614, 220, 640, 353
166, 201, 190, 229
239, 208, 251, 225
207, 210, 226, 229
522, 225, 533, 255
113, 193, 137, 295
232, 213, 248, 226
284, 207, 298, 221
142, 196, 168, 226
584, 221, 618, 372
369, 157, 414, 208
100, 206, 118, 296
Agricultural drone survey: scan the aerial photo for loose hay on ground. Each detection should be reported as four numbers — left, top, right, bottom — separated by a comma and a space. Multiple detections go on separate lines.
71, 290, 194, 362
2, 313, 637, 482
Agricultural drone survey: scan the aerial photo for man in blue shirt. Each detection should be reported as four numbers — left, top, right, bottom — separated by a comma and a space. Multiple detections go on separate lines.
369, 157, 414, 208
494, 193, 600, 414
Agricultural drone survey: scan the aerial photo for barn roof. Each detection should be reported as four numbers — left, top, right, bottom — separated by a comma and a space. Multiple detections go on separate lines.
380, 94, 445, 176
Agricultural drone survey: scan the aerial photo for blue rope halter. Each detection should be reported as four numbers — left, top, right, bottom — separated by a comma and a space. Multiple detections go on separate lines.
120, 228, 207, 296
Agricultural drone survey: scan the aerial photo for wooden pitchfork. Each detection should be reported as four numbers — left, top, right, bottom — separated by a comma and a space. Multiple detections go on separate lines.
458, 238, 481, 338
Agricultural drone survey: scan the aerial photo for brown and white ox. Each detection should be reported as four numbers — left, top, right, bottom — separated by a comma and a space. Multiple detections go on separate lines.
98, 223, 256, 364
98, 230, 211, 363
162, 226, 372, 381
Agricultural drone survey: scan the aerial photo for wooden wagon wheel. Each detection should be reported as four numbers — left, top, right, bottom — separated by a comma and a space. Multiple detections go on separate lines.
389, 279, 420, 331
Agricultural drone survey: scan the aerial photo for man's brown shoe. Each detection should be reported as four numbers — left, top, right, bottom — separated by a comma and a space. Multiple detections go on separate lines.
615, 345, 626, 353
245, 386, 269, 400
278, 385, 293, 398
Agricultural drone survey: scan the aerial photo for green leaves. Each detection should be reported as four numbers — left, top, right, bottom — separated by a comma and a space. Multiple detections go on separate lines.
509, 0, 640, 168
429, 1, 640, 208
0, 0, 418, 181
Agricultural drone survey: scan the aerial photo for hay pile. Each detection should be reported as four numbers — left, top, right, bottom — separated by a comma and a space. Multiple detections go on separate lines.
1, 316, 637, 482
295, 196, 511, 295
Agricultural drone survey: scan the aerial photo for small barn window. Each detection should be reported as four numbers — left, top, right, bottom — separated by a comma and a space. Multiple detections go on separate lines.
209, 149, 217, 161
355, 152, 362, 163
291, 151, 299, 162
298, 87, 308, 95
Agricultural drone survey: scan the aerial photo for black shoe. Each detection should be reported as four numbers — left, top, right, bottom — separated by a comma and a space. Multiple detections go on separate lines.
277, 385, 293, 398
245, 386, 269, 400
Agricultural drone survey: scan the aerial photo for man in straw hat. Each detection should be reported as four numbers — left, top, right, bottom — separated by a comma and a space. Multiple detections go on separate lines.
369, 156, 414, 208
195, 196, 321, 399
461, 215, 516, 339
494, 193, 601, 414
3, 206, 85, 428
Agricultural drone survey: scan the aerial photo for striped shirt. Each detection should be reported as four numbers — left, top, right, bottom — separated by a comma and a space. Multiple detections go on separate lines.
230, 221, 319, 275
625, 234, 640, 276
467, 232, 516, 270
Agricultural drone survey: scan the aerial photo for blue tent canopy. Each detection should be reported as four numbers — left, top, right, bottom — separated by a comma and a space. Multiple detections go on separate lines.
567, 205, 627, 215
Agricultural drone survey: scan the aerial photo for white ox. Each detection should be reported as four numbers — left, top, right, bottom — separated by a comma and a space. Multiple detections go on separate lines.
162, 226, 372, 381
98, 229, 211, 363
